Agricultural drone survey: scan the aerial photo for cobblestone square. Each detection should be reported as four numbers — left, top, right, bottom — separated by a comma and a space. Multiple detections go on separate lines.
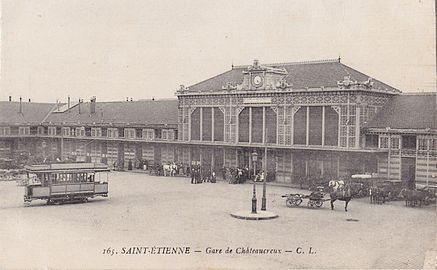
0, 172, 435, 269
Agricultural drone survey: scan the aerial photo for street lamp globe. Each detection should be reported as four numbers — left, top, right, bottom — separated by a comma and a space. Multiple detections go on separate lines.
251, 151, 258, 162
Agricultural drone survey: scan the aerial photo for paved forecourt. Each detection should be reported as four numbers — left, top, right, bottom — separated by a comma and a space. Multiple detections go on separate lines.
0, 171, 435, 269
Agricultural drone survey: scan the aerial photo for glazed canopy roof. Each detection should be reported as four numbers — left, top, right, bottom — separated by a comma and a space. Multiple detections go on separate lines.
366, 92, 437, 130
186, 59, 399, 93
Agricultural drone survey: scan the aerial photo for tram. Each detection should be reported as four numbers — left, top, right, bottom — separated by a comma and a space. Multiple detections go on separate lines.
23, 163, 109, 206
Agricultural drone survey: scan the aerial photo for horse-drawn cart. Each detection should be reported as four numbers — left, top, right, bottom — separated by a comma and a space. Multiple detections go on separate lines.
281, 190, 328, 208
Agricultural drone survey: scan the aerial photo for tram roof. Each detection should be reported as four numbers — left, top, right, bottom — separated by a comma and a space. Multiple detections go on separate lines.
24, 163, 110, 173
187, 59, 399, 93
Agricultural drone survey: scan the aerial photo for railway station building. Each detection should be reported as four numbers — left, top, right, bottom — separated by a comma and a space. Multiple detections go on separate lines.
0, 58, 436, 187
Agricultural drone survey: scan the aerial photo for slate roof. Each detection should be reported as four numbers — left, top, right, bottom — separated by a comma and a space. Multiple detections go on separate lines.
0, 101, 56, 125
188, 59, 399, 92
366, 92, 436, 130
44, 99, 179, 126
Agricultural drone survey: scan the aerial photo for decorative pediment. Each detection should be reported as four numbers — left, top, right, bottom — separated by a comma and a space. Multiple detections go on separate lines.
236, 59, 289, 91
337, 76, 357, 88
338, 76, 374, 90
243, 59, 288, 75
360, 77, 374, 89
222, 82, 237, 91
176, 85, 189, 94
276, 78, 292, 90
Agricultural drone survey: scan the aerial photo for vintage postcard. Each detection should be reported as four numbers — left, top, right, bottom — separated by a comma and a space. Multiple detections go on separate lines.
0, 0, 436, 269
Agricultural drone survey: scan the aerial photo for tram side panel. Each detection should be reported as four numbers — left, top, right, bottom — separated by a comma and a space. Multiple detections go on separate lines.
25, 182, 108, 203
94, 182, 108, 196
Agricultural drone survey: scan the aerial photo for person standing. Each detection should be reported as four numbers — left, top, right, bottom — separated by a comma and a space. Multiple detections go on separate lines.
211, 170, 216, 183
191, 167, 195, 184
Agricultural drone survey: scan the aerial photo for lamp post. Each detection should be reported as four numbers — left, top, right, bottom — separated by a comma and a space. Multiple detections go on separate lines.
251, 151, 258, 214
252, 151, 258, 179
261, 130, 267, 211
251, 181, 257, 214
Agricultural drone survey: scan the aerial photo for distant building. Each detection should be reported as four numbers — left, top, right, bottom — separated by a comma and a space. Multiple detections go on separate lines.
1, 58, 436, 187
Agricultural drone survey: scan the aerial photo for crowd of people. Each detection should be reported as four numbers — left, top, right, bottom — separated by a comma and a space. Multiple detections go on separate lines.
118, 159, 277, 186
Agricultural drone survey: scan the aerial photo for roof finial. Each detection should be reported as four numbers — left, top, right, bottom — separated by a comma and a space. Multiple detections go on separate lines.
338, 55, 341, 62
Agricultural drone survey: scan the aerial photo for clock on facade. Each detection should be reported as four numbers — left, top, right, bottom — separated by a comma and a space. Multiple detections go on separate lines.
252, 75, 263, 87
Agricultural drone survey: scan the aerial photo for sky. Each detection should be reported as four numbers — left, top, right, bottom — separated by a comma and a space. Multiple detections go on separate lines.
0, 0, 435, 103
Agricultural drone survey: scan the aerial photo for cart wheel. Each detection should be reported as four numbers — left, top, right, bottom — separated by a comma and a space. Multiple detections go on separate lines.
294, 199, 302, 206
315, 200, 323, 208
307, 201, 314, 208
424, 197, 430, 205
286, 198, 294, 207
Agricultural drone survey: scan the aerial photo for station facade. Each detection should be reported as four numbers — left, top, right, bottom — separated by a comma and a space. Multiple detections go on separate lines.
0, 59, 436, 187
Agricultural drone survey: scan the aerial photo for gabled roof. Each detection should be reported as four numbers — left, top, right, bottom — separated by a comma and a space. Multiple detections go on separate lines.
45, 99, 179, 126
187, 59, 399, 92
366, 92, 436, 130
0, 101, 56, 125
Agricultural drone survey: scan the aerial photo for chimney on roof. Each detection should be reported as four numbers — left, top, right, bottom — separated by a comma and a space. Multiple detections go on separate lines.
90, 96, 96, 114
19, 97, 22, 113
78, 98, 82, 114
68, 96, 70, 109
8, 96, 11, 102
28, 98, 31, 102
126, 97, 129, 102
130, 98, 133, 102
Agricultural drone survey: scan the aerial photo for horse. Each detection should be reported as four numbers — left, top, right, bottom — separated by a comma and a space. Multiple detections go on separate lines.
162, 164, 171, 176
400, 188, 426, 207
328, 180, 345, 192
330, 185, 356, 212
369, 186, 389, 204
162, 163, 177, 177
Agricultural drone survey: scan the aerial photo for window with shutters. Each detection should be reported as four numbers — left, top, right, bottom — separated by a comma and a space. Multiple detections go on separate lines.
91, 128, 102, 137
48, 127, 57, 136
107, 128, 119, 138
19, 127, 30, 135
125, 128, 136, 139
76, 127, 85, 137
0, 127, 11, 136
62, 127, 71, 136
